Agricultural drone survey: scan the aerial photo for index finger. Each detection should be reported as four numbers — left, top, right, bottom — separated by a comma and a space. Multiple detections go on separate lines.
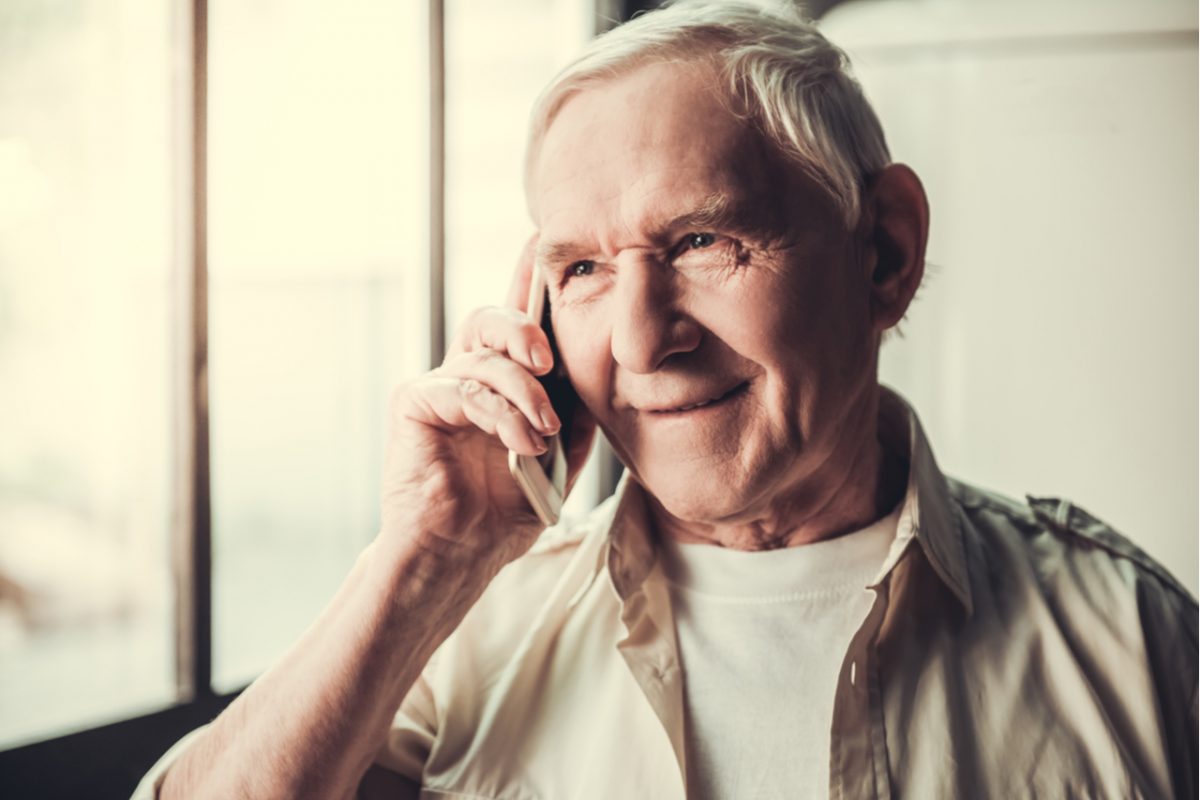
506, 233, 539, 312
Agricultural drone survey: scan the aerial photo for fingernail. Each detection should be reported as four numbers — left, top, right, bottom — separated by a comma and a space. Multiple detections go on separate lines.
532, 345, 552, 371
529, 431, 548, 454
538, 408, 560, 433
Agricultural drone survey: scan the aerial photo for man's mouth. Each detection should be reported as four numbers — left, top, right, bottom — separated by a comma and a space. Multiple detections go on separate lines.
648, 381, 749, 414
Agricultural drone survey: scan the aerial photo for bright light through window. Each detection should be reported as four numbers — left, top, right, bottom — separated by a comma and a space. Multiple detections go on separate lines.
0, 0, 176, 748
208, 0, 428, 691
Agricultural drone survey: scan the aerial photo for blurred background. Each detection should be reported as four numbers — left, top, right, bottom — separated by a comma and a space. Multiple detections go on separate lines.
0, 0, 1194, 796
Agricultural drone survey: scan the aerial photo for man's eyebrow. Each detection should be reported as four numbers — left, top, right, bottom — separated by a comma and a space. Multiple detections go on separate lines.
536, 239, 590, 267
656, 190, 778, 244
660, 191, 739, 235
536, 191, 755, 266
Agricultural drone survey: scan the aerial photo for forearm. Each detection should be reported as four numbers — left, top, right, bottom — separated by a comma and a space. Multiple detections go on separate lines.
160, 532, 498, 800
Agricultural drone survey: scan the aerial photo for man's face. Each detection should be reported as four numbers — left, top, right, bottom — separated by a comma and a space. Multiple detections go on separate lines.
531, 61, 880, 524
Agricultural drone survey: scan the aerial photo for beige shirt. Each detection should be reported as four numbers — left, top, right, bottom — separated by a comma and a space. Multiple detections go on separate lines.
135, 388, 1198, 799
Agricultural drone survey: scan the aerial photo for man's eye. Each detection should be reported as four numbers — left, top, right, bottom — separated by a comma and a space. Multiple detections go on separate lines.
569, 261, 595, 278
687, 232, 716, 249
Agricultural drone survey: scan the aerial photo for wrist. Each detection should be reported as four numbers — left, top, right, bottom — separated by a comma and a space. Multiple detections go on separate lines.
377, 508, 538, 579
366, 527, 503, 627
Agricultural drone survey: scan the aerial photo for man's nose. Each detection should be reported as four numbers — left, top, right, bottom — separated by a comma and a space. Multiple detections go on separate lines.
609, 256, 702, 374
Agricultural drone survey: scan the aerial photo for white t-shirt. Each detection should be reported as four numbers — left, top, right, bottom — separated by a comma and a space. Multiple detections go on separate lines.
657, 505, 900, 800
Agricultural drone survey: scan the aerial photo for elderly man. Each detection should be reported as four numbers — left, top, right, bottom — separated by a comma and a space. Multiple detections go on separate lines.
138, 2, 1197, 799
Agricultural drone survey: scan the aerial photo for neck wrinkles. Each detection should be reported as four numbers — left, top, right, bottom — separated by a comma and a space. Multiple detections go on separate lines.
645, 385, 909, 551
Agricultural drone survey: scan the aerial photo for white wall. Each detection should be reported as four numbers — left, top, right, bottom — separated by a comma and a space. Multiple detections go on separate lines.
822, 0, 1198, 593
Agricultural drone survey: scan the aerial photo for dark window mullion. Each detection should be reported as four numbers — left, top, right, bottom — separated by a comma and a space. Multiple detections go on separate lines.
173, 0, 213, 703
428, 0, 446, 367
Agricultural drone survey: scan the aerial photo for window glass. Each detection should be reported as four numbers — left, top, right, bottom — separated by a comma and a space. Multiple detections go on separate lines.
0, 0, 176, 747
208, 0, 427, 690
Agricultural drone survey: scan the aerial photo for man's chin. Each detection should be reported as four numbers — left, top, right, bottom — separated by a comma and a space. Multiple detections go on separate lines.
635, 473, 752, 527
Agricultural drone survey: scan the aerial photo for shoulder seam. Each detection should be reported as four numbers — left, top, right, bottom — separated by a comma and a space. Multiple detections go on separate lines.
950, 480, 1036, 524
1026, 496, 1197, 609
968, 493, 1035, 523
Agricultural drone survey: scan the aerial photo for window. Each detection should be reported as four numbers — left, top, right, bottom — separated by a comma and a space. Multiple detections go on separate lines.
0, 0, 607, 794
0, 0, 177, 749
206, 0, 428, 693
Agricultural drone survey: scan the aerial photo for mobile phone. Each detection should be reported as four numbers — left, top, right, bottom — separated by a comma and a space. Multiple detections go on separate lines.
507, 267, 577, 527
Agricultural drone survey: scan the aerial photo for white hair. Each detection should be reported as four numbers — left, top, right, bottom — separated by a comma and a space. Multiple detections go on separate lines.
524, 0, 891, 228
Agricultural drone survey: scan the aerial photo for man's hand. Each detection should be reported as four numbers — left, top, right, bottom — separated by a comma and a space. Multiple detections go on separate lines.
382, 234, 595, 573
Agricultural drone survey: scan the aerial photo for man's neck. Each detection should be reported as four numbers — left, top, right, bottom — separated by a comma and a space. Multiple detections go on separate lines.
646, 392, 910, 552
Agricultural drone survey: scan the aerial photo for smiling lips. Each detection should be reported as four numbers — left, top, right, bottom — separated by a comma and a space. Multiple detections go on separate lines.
645, 381, 749, 414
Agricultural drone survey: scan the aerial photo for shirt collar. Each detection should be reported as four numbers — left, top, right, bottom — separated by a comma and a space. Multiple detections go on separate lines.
877, 386, 974, 616
598, 385, 974, 617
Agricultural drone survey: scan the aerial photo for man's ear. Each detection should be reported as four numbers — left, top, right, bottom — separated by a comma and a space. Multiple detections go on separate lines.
860, 164, 929, 333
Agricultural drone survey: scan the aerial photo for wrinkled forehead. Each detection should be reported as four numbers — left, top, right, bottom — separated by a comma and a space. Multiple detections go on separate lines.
528, 60, 781, 231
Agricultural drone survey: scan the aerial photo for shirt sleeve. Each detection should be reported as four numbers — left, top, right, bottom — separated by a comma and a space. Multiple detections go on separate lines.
1136, 566, 1199, 800
373, 654, 442, 783
128, 726, 209, 800
127, 646, 446, 798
